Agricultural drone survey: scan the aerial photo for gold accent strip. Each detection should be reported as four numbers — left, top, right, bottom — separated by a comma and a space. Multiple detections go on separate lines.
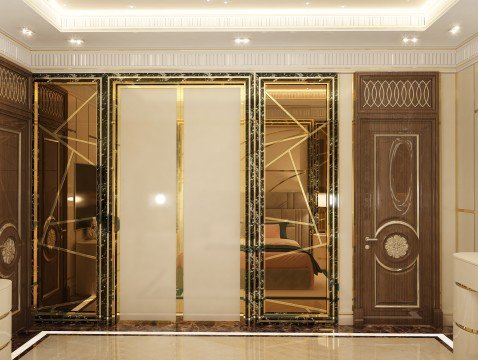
457, 208, 475, 214
0, 341, 10, 352
0, 311, 10, 321
455, 321, 478, 335
265, 134, 308, 147
265, 299, 327, 314
33, 82, 38, 308
39, 125, 94, 166
265, 91, 309, 134
455, 281, 477, 292
265, 123, 326, 168
265, 217, 313, 227
57, 134, 97, 146
53, 91, 97, 134
38, 243, 96, 260
176, 86, 184, 321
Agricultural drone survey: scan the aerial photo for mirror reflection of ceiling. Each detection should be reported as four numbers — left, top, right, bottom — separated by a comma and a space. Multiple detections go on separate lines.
56, 0, 429, 11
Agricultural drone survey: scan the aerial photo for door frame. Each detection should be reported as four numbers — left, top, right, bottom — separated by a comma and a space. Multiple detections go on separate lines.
353, 72, 441, 327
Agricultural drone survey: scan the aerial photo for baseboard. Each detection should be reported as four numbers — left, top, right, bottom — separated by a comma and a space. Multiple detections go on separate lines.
443, 313, 453, 327
338, 313, 353, 325
119, 313, 176, 321
183, 314, 241, 321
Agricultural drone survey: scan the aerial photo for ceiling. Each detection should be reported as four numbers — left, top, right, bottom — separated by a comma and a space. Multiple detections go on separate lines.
0, 0, 476, 51
53, 0, 430, 11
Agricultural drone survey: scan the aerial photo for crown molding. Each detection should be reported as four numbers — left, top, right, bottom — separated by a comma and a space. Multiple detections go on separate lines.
27, 49, 457, 73
456, 34, 478, 70
2, 27, 478, 73
0, 32, 31, 68
22, 0, 458, 32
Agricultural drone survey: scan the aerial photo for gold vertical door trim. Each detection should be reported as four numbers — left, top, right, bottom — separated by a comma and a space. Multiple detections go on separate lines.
176, 86, 184, 321
33, 82, 39, 308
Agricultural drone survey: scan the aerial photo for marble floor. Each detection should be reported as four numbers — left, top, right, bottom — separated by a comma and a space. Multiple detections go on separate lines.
14, 333, 453, 360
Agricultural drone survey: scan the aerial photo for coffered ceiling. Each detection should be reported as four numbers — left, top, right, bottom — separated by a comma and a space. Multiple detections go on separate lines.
0, 0, 476, 50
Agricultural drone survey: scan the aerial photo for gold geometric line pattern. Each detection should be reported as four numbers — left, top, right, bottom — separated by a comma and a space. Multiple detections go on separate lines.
265, 134, 308, 147
268, 171, 305, 192
39, 125, 94, 166
265, 123, 326, 168
265, 217, 313, 227
41, 151, 74, 244
265, 242, 327, 261
57, 134, 97, 146
265, 91, 309, 134
53, 91, 97, 134
49, 217, 96, 226
38, 243, 96, 260
288, 151, 322, 244
264, 298, 327, 314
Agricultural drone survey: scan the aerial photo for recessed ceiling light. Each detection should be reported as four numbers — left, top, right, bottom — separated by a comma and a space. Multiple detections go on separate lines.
449, 25, 461, 35
21, 27, 34, 36
234, 38, 250, 45
129, 5, 135, 9
305, 2, 311, 5
402, 36, 418, 44
69, 39, 84, 45
341, 5, 346, 8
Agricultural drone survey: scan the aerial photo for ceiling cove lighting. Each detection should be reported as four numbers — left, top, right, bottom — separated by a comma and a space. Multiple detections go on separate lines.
69, 38, 84, 45
234, 38, 250, 45
21, 27, 34, 36
449, 25, 461, 35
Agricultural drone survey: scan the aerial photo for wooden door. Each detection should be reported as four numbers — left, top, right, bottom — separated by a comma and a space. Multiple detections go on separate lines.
0, 57, 32, 332
354, 73, 441, 327
38, 84, 68, 306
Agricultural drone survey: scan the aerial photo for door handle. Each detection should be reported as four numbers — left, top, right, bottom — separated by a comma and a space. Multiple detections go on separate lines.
365, 236, 378, 242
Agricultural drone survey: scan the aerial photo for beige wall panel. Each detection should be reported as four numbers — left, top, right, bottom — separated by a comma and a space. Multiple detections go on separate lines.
457, 212, 475, 252
439, 73, 456, 325
456, 66, 475, 211
183, 87, 241, 321
338, 73, 354, 325
119, 87, 177, 321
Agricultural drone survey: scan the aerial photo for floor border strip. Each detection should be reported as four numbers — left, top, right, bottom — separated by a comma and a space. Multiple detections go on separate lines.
12, 330, 454, 359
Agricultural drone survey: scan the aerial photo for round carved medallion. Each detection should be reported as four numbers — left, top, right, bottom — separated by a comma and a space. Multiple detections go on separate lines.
1, 237, 16, 265
384, 234, 409, 259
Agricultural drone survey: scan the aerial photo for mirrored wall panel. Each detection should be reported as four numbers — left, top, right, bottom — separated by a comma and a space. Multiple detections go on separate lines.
34, 81, 99, 317
262, 78, 336, 320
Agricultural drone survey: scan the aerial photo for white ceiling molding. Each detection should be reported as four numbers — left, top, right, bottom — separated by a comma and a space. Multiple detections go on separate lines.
2, 30, 478, 73
21, 0, 459, 32
456, 34, 478, 70
27, 49, 457, 72
0, 32, 31, 67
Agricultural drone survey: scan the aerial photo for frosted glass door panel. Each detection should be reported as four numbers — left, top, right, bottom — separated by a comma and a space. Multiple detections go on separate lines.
119, 87, 177, 321
183, 87, 241, 321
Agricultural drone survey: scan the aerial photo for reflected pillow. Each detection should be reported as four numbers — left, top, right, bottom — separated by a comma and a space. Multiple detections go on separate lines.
265, 222, 288, 239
